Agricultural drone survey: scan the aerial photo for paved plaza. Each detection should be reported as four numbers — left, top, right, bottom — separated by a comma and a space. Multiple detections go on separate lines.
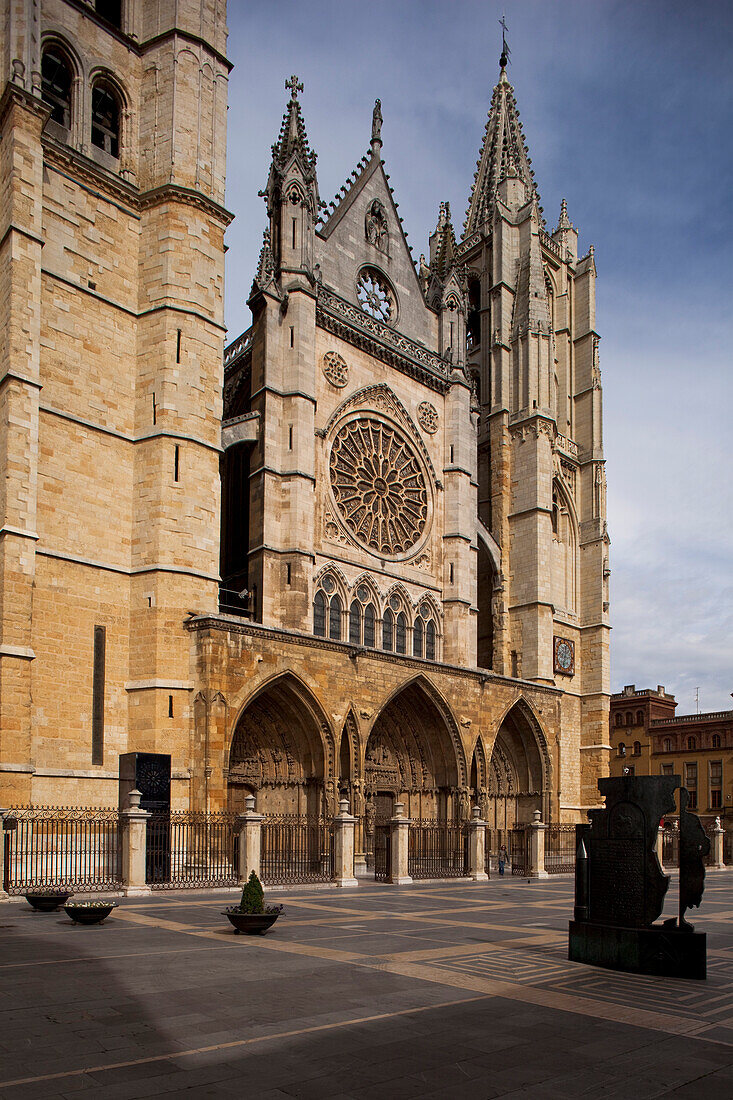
3, 874, 733, 1098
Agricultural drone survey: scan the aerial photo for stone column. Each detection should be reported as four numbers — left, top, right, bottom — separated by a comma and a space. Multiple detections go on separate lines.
237, 794, 264, 885
528, 810, 548, 879
0, 810, 10, 900
467, 806, 488, 881
332, 798, 358, 888
121, 790, 151, 897
388, 802, 412, 886
710, 821, 725, 870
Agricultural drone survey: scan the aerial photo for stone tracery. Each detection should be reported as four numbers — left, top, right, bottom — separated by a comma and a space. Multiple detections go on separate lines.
329, 418, 428, 556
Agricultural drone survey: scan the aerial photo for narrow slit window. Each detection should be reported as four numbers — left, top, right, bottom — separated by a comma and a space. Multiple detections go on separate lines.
174, 445, 180, 482
450, 445, 454, 463
152, 393, 156, 425
176, 329, 182, 363
168, 695, 174, 718
449, 562, 454, 584
288, 425, 293, 450
289, 326, 294, 348
92, 625, 106, 765
286, 563, 292, 586
292, 219, 297, 248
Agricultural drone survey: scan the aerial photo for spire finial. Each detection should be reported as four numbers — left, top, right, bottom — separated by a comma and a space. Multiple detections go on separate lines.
371, 98, 383, 151
285, 74, 304, 100
499, 15, 510, 70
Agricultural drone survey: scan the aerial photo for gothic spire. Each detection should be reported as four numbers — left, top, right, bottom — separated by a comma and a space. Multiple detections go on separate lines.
271, 75, 316, 175
463, 59, 541, 238
430, 201, 457, 282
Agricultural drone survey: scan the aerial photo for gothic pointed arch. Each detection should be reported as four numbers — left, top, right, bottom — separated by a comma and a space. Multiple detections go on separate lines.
227, 671, 333, 816
477, 519, 501, 670
486, 696, 552, 826
551, 473, 578, 615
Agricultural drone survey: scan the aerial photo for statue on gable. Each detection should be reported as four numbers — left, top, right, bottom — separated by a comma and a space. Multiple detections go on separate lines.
365, 199, 388, 253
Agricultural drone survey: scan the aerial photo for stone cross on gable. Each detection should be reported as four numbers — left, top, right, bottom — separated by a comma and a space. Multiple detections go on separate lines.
285, 75, 304, 99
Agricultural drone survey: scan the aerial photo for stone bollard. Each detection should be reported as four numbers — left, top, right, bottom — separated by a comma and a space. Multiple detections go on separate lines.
237, 794, 264, 885
0, 809, 10, 900
528, 810, 549, 879
332, 798, 358, 888
389, 801, 412, 885
710, 820, 725, 870
121, 789, 151, 897
467, 805, 488, 881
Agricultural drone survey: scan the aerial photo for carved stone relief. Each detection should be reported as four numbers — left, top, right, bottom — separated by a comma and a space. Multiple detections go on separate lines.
417, 401, 439, 434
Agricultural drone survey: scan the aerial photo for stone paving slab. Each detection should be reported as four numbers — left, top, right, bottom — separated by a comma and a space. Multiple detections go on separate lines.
3, 874, 733, 1097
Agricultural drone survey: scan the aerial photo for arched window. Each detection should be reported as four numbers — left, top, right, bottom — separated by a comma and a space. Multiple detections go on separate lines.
364, 603, 376, 648
349, 600, 361, 645
712, 734, 721, 749
615, 714, 623, 728
313, 591, 326, 637
395, 612, 407, 655
687, 736, 696, 751
636, 711, 644, 725
633, 741, 641, 756
617, 742, 626, 757
662, 738, 672, 753
382, 609, 394, 652
41, 46, 72, 129
95, 0, 122, 28
329, 594, 342, 641
625, 712, 633, 726
425, 620, 436, 661
466, 277, 481, 350
91, 80, 121, 158
413, 616, 423, 658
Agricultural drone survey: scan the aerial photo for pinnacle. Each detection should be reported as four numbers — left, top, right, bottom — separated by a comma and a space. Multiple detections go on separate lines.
463, 68, 541, 237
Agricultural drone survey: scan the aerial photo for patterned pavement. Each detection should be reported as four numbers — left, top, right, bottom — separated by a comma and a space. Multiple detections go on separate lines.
2, 873, 733, 1097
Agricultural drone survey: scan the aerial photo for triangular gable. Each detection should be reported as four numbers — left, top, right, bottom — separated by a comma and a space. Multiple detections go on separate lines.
316, 156, 436, 349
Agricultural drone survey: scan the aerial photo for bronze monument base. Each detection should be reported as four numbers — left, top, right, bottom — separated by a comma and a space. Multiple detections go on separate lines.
569, 920, 706, 980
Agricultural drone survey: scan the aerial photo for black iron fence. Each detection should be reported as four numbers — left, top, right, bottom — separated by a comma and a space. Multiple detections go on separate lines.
544, 824, 577, 874
146, 811, 239, 889
408, 821, 467, 880
374, 823, 391, 882
661, 823, 719, 869
260, 815, 333, 885
3, 806, 121, 894
510, 826, 530, 876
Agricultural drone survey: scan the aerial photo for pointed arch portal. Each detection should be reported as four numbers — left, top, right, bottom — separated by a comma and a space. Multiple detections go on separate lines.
227, 676, 330, 817
471, 703, 550, 849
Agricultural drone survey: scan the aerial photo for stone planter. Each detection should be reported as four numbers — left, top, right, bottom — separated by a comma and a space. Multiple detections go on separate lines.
25, 890, 74, 912
223, 907, 282, 935
64, 901, 118, 925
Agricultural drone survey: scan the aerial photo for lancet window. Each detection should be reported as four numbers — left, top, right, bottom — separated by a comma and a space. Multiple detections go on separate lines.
41, 46, 73, 129
313, 575, 343, 641
91, 80, 121, 157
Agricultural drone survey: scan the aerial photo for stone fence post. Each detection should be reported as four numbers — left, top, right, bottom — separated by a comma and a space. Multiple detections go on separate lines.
467, 806, 488, 881
389, 801, 412, 885
237, 794, 264, 885
332, 798, 358, 888
710, 821, 725, 870
528, 810, 548, 879
0, 809, 9, 900
121, 789, 151, 897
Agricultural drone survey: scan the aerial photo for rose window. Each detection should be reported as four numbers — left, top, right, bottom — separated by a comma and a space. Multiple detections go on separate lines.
329, 418, 428, 556
356, 268, 394, 322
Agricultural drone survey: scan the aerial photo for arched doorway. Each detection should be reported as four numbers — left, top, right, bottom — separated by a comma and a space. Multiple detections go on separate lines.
227, 675, 331, 818
362, 679, 465, 867
474, 702, 550, 851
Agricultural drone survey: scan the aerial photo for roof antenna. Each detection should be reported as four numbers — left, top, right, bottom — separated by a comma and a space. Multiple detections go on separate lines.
499, 15, 511, 69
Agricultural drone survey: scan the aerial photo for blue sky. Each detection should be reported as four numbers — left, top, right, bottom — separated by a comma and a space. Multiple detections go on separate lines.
223, 0, 733, 714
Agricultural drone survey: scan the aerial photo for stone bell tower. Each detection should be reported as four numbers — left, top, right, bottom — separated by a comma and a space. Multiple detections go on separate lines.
460, 51, 610, 812
0, 1, 231, 807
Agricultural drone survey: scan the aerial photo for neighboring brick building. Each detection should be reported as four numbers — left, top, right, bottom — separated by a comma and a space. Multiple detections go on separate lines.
0, 5, 610, 867
610, 685, 733, 825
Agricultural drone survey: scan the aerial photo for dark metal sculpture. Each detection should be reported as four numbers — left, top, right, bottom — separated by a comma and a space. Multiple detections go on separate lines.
569, 774, 708, 979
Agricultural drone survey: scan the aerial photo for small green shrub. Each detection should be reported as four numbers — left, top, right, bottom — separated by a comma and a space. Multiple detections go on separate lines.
239, 870, 265, 914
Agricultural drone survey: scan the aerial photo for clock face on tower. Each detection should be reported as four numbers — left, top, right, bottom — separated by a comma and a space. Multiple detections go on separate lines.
553, 636, 575, 676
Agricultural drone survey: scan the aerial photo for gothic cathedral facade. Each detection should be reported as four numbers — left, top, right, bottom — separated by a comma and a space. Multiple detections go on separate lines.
0, 2, 609, 861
